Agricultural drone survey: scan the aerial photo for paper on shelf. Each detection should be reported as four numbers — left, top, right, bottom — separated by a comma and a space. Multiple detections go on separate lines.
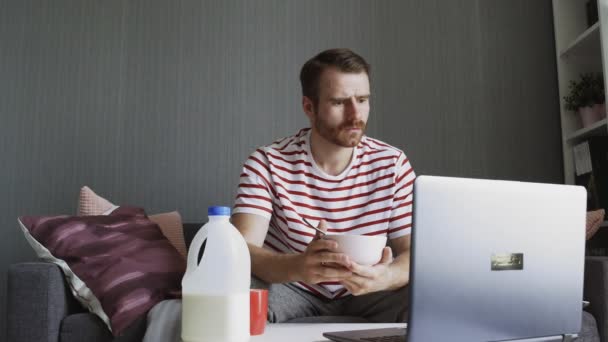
573, 141, 593, 176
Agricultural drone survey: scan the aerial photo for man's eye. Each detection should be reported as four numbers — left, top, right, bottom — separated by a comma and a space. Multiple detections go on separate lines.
358, 98, 368, 103
332, 101, 343, 106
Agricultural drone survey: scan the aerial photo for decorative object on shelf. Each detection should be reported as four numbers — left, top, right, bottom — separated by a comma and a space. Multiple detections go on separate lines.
587, 0, 599, 28
586, 209, 605, 240
563, 73, 606, 127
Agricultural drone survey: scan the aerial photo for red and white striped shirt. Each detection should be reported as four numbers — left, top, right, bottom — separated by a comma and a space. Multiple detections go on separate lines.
233, 128, 416, 299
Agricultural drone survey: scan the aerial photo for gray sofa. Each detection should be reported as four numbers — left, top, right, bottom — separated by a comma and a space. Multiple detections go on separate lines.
6, 223, 604, 342
585, 257, 608, 341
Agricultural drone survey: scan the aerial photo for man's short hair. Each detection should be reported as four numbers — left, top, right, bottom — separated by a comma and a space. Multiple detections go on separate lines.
299, 48, 371, 107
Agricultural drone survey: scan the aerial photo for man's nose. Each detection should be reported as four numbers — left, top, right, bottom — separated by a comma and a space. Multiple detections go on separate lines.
345, 97, 360, 119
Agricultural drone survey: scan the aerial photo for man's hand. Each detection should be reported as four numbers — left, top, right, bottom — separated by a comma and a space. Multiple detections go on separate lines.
293, 220, 353, 284
341, 246, 397, 296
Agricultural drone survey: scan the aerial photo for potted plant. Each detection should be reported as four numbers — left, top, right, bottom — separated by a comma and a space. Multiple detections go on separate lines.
563, 73, 606, 127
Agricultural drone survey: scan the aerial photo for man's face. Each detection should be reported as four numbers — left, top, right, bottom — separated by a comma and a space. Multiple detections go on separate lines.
305, 68, 370, 148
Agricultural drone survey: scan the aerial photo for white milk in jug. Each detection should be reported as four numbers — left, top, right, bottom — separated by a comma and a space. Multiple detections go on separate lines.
181, 206, 251, 342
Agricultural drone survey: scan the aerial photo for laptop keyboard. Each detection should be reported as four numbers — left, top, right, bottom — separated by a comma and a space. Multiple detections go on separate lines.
361, 335, 406, 342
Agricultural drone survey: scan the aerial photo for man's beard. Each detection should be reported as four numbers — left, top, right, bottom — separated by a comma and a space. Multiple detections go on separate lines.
314, 116, 367, 148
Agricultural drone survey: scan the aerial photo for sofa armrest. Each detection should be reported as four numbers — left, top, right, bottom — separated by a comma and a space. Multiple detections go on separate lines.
7, 262, 83, 342
584, 256, 608, 342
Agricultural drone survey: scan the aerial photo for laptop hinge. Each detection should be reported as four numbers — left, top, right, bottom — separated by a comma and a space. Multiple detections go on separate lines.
562, 333, 577, 342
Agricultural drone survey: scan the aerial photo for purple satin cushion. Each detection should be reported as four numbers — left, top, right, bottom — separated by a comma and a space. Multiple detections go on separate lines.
19, 206, 186, 336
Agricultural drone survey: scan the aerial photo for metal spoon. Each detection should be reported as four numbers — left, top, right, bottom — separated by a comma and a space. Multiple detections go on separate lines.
302, 217, 327, 236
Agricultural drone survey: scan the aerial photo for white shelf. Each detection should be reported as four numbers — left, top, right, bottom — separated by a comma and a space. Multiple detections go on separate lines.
560, 22, 601, 57
554, 0, 608, 207
567, 118, 608, 142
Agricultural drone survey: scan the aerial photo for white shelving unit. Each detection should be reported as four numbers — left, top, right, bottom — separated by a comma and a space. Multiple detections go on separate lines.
553, 0, 608, 185
554, 1, 608, 232
560, 21, 600, 57
567, 118, 608, 142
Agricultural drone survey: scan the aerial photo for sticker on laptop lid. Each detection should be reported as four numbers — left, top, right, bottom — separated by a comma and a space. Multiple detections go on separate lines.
491, 253, 523, 271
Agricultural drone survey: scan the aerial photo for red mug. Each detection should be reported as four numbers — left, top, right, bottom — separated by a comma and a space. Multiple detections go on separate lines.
250, 289, 268, 335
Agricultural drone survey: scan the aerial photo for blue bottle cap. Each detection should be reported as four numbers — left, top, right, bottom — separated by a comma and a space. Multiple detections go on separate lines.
208, 206, 231, 216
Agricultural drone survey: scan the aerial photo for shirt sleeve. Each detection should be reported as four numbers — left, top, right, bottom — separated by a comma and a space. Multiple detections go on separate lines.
387, 152, 416, 239
233, 149, 274, 220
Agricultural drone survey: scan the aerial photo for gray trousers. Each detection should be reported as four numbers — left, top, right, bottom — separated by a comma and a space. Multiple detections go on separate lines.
252, 277, 409, 323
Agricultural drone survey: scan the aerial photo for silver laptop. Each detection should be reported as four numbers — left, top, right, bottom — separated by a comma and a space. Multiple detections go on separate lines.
324, 175, 586, 342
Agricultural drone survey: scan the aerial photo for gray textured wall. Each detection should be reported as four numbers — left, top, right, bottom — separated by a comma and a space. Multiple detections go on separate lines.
0, 0, 561, 337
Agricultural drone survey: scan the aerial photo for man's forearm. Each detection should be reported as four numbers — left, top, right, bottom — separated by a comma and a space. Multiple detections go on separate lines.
248, 243, 301, 284
386, 253, 410, 290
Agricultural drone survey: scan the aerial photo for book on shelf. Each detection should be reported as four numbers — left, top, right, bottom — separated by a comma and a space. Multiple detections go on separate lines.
574, 136, 608, 213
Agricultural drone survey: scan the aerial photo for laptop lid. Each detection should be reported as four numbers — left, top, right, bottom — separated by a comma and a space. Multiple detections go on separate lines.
406, 176, 586, 341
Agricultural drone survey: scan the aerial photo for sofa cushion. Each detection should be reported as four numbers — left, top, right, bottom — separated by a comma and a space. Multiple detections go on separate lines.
78, 186, 116, 215
77, 186, 187, 258
149, 211, 186, 259
60, 313, 146, 342
7, 262, 82, 342
18, 206, 185, 336
581, 310, 601, 342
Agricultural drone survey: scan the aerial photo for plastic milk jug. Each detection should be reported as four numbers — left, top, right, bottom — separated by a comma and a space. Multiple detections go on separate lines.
181, 206, 251, 342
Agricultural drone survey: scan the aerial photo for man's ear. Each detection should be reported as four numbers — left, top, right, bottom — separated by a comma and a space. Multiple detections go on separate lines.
302, 96, 315, 122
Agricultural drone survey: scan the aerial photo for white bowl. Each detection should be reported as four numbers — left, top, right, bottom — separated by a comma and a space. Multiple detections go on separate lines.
324, 234, 387, 266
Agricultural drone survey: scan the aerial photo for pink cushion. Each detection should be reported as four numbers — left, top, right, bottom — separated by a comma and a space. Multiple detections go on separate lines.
77, 186, 115, 215
19, 207, 185, 336
77, 186, 187, 259
149, 211, 187, 259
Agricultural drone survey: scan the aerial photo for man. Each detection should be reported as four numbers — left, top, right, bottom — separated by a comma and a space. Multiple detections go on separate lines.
232, 48, 415, 323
